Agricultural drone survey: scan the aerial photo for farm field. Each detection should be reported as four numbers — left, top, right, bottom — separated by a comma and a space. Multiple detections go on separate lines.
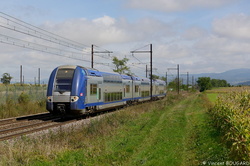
0, 92, 230, 165
205, 87, 250, 160
205, 86, 250, 103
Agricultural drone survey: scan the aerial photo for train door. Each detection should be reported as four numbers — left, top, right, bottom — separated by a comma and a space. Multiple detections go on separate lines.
123, 83, 131, 99
97, 83, 102, 102
134, 84, 140, 99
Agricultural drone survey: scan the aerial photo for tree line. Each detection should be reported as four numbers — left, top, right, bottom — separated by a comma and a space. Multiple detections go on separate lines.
197, 77, 230, 92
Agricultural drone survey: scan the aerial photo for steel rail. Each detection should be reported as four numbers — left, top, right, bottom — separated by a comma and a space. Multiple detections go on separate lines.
0, 117, 62, 134
0, 119, 77, 141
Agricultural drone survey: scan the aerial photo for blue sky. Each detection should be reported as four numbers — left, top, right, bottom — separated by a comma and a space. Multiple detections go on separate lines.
0, 0, 250, 83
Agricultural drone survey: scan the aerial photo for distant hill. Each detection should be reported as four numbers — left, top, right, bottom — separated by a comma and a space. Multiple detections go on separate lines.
192, 68, 250, 85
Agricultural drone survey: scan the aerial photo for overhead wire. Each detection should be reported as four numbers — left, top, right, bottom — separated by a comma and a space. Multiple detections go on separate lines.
0, 33, 91, 62
0, 11, 106, 65
0, 12, 177, 75
90, 44, 113, 62
0, 12, 89, 50
131, 44, 150, 52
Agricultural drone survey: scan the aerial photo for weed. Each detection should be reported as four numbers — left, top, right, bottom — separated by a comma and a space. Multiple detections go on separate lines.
18, 92, 30, 104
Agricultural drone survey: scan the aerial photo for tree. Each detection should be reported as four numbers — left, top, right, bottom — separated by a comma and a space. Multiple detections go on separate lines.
160, 76, 166, 82
149, 74, 160, 80
112, 56, 130, 74
197, 77, 212, 92
168, 78, 181, 91
1, 73, 13, 85
211, 79, 230, 87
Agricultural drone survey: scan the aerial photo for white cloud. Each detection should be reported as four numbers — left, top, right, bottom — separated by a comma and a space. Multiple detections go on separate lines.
195, 34, 250, 55
126, 0, 238, 12
0, 15, 178, 81
212, 13, 250, 40
190, 34, 250, 72
42, 16, 176, 45
2, 5, 250, 81
93, 15, 115, 26
181, 27, 207, 40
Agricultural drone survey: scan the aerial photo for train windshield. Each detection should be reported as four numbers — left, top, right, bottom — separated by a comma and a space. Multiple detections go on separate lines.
54, 68, 75, 93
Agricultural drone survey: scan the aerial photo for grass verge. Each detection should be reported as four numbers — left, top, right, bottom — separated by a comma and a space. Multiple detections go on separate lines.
0, 93, 229, 165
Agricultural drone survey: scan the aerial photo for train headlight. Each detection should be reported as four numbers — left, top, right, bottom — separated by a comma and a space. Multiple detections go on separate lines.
47, 96, 53, 102
70, 96, 79, 102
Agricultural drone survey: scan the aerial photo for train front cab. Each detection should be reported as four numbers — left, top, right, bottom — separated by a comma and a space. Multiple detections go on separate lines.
46, 65, 87, 114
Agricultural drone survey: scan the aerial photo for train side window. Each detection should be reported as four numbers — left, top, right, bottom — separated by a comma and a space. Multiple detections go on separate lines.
126, 85, 130, 93
135, 85, 139, 92
104, 93, 108, 102
90, 84, 97, 95
98, 88, 101, 100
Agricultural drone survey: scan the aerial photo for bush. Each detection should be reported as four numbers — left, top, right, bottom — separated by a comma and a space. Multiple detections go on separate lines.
18, 92, 30, 104
5, 95, 15, 106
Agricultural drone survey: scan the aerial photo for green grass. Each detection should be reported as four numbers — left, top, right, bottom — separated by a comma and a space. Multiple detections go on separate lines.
0, 93, 230, 165
206, 93, 218, 103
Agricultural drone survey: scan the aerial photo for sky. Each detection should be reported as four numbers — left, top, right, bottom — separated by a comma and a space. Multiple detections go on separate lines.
0, 0, 250, 83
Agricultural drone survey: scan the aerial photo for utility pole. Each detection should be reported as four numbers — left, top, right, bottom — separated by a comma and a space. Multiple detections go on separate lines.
192, 76, 194, 90
38, 68, 41, 86
166, 72, 167, 85
131, 44, 153, 100
91, 44, 113, 68
146, 65, 148, 78
20, 65, 22, 85
91, 45, 94, 68
187, 72, 189, 92
150, 44, 152, 100
168, 64, 180, 94
177, 64, 179, 94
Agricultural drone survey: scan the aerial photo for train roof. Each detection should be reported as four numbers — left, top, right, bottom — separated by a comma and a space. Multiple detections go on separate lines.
131, 76, 141, 81
86, 69, 102, 77
155, 79, 166, 84
120, 74, 132, 80
57, 65, 165, 83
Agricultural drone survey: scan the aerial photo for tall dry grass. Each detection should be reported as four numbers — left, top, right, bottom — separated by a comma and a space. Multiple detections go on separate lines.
0, 92, 46, 119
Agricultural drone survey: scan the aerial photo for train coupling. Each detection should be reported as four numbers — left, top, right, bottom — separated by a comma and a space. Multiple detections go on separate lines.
57, 104, 66, 114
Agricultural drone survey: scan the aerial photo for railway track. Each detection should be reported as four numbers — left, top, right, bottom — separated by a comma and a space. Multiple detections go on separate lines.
0, 107, 123, 142
0, 113, 78, 141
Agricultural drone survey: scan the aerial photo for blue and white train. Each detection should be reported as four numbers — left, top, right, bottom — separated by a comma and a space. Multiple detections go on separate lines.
46, 65, 167, 114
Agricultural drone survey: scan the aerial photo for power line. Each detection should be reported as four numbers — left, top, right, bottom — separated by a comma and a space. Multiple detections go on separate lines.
91, 44, 113, 68
131, 44, 151, 52
131, 44, 153, 100
0, 12, 116, 67
0, 33, 89, 61
0, 12, 89, 51
130, 53, 147, 64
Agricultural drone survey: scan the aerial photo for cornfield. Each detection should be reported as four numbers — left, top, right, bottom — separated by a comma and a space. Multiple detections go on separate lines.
210, 90, 250, 160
